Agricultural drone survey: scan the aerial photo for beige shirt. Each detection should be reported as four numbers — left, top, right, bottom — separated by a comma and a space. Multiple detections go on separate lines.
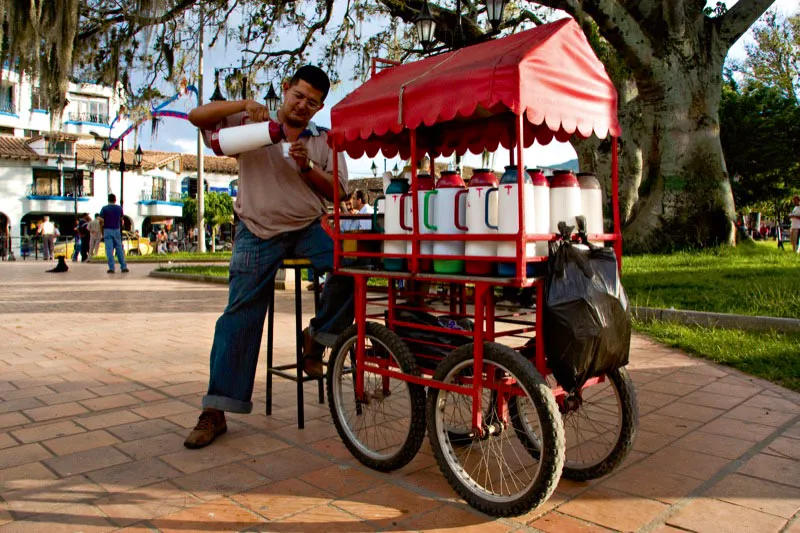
203, 111, 348, 240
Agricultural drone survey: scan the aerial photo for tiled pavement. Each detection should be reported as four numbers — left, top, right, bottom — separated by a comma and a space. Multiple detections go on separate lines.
0, 260, 798, 533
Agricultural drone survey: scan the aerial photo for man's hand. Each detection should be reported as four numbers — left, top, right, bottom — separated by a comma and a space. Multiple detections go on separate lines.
244, 100, 271, 123
289, 141, 311, 171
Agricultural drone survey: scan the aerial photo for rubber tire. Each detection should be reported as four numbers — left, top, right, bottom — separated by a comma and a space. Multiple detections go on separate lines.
427, 342, 565, 517
510, 367, 637, 481
327, 322, 427, 472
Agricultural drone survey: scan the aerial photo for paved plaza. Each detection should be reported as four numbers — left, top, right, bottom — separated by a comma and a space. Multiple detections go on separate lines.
0, 260, 798, 532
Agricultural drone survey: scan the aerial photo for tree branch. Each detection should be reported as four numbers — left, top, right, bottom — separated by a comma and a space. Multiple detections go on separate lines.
535, 0, 653, 73
718, 0, 774, 48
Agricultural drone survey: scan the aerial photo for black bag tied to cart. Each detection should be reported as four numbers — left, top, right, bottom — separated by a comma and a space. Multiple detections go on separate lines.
544, 217, 631, 394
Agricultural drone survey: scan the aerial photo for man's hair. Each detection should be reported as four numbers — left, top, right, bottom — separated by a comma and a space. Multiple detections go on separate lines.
794, 195, 800, 202
341, 192, 352, 202
354, 190, 368, 204
108, 193, 116, 203
290, 65, 330, 101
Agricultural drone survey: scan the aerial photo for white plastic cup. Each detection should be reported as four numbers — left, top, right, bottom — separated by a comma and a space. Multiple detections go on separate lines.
281, 142, 291, 159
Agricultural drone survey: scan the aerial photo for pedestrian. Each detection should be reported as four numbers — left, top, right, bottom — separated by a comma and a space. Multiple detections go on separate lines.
98, 193, 129, 273
352, 189, 373, 231
88, 213, 103, 260
183, 65, 351, 449
79, 214, 91, 262
790, 195, 800, 253
71, 218, 82, 262
37, 216, 56, 261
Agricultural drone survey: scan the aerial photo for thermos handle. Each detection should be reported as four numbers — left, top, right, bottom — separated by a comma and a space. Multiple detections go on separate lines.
423, 191, 437, 231
454, 189, 468, 231
399, 194, 412, 231
485, 187, 499, 230
372, 196, 384, 233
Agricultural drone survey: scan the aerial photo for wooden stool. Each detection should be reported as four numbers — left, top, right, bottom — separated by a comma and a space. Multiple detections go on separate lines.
265, 258, 324, 429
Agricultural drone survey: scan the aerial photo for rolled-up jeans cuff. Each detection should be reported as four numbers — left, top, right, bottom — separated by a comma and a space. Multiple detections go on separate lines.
307, 325, 338, 348
202, 394, 252, 414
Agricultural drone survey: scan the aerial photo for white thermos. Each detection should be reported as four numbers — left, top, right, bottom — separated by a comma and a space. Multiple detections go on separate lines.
209, 121, 285, 156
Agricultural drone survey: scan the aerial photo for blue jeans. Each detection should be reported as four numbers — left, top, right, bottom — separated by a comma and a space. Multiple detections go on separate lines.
71, 237, 81, 261
203, 219, 355, 413
104, 229, 127, 271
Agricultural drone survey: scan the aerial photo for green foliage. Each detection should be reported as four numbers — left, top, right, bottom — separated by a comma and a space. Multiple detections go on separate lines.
204, 191, 234, 229
719, 79, 800, 216
635, 320, 800, 391
739, 11, 800, 104
624, 242, 800, 319
181, 196, 197, 230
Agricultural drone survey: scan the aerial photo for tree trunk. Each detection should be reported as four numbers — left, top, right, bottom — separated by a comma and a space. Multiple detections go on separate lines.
576, 55, 736, 252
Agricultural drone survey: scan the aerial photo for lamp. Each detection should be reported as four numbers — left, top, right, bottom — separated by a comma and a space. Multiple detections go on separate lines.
134, 145, 143, 168
264, 83, 280, 111
56, 155, 64, 174
486, 0, 507, 31
100, 140, 110, 164
414, 0, 437, 51
392, 163, 399, 177
56, 154, 64, 197
88, 158, 96, 174
371, 161, 378, 177
210, 70, 226, 102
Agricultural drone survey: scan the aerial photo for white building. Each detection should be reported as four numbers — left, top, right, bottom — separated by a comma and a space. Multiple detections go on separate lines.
0, 69, 240, 256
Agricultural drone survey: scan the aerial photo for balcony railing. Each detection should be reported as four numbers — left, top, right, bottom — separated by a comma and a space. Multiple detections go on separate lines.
67, 112, 109, 124
26, 184, 90, 198
140, 191, 183, 203
0, 100, 16, 114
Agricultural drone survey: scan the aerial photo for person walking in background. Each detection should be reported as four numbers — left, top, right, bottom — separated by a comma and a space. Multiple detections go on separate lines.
79, 214, 91, 262
37, 216, 55, 261
71, 218, 82, 262
789, 195, 800, 253
88, 213, 103, 260
98, 194, 129, 274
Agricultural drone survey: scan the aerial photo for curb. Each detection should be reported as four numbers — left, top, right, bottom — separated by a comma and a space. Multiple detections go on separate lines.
148, 270, 800, 335
633, 306, 800, 334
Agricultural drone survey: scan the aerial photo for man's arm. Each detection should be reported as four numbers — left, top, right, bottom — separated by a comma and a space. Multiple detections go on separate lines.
289, 142, 346, 202
188, 100, 270, 130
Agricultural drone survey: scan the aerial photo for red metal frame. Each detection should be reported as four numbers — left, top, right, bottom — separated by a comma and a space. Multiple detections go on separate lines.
329, 58, 623, 438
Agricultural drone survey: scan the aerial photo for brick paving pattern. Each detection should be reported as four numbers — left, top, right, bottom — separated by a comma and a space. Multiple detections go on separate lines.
0, 260, 798, 532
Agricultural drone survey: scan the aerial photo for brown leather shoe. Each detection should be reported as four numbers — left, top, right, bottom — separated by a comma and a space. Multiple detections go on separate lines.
184, 408, 227, 449
302, 328, 325, 378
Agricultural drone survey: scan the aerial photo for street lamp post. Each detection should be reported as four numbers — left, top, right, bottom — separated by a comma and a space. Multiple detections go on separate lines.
73, 148, 79, 216
412, 0, 509, 51
56, 154, 64, 197
118, 137, 126, 209
101, 139, 111, 196
264, 83, 280, 112
371, 161, 378, 178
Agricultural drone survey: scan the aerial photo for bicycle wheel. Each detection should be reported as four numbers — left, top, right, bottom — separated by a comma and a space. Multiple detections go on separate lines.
427, 342, 564, 517
511, 367, 637, 481
327, 322, 427, 472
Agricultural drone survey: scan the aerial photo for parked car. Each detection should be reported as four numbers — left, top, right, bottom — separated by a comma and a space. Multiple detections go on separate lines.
54, 231, 153, 258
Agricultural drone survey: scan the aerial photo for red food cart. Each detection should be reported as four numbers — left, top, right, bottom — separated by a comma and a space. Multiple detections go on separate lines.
323, 18, 636, 517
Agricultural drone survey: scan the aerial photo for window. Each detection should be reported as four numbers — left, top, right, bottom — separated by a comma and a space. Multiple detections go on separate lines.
0, 126, 14, 136
46, 139, 75, 155
23, 129, 40, 138
152, 177, 167, 201
0, 84, 15, 114
69, 96, 109, 124
31, 88, 46, 110
32, 169, 60, 196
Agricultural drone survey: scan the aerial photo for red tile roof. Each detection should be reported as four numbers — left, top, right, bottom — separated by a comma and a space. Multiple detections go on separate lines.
0, 136, 46, 159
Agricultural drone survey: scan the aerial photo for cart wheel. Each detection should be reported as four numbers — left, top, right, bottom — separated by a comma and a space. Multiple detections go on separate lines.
510, 367, 637, 481
427, 342, 564, 517
327, 322, 426, 472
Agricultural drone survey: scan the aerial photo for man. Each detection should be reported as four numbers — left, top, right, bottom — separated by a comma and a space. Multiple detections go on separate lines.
790, 195, 800, 253
37, 216, 56, 261
98, 194, 129, 274
79, 214, 91, 262
338, 193, 359, 233
88, 213, 103, 259
352, 189, 373, 231
184, 65, 352, 449
71, 218, 82, 262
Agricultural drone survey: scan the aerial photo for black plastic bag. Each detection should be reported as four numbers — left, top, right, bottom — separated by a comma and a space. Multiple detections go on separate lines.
387, 308, 474, 369
544, 220, 631, 393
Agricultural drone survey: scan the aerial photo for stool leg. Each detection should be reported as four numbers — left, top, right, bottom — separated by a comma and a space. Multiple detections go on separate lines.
266, 280, 275, 416
295, 267, 305, 429
314, 272, 324, 404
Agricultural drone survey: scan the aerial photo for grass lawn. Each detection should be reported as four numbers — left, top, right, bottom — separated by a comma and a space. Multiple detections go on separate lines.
635, 319, 800, 392
121, 251, 232, 262
157, 242, 800, 391
623, 240, 799, 319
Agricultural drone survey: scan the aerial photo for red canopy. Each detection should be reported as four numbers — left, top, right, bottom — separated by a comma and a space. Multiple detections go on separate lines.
330, 18, 620, 160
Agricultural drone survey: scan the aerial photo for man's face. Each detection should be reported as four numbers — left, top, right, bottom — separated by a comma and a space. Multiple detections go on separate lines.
345, 200, 353, 212
353, 197, 364, 210
281, 80, 324, 127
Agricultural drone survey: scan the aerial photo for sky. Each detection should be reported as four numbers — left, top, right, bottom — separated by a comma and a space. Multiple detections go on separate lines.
132, 0, 799, 180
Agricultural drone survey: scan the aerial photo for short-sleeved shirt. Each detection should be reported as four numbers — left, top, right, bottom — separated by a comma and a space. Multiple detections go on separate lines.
791, 206, 800, 230
100, 205, 123, 230
202, 111, 348, 240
